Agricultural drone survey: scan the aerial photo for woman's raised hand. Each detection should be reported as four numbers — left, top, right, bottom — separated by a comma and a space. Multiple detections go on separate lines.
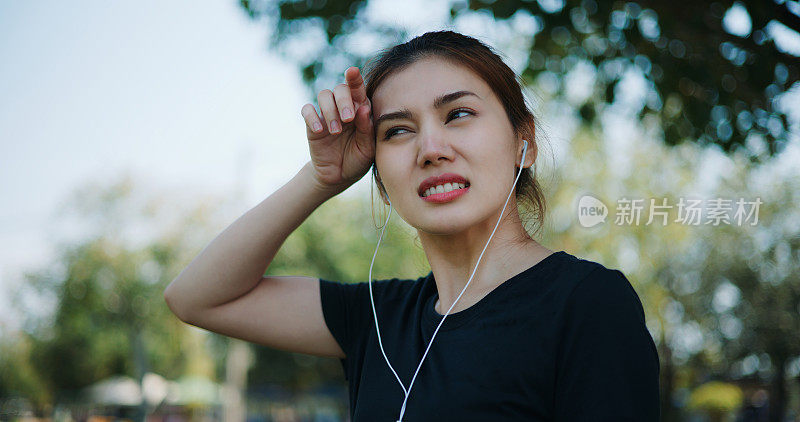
301, 66, 375, 195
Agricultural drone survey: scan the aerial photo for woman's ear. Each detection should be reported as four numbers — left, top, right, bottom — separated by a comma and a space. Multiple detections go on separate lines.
517, 135, 537, 169
375, 172, 391, 205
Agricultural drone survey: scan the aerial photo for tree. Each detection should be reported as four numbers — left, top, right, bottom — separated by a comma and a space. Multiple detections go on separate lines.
239, 0, 798, 161
3, 175, 225, 418
0, 333, 52, 412
663, 157, 800, 422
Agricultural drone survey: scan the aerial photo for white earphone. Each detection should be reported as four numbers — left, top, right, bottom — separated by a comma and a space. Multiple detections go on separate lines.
368, 139, 529, 421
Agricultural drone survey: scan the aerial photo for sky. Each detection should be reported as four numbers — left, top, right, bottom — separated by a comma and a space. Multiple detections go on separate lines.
0, 0, 323, 333
1, 0, 798, 336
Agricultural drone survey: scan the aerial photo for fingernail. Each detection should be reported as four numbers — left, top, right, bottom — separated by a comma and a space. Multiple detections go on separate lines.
330, 120, 340, 133
313, 122, 323, 132
342, 108, 352, 120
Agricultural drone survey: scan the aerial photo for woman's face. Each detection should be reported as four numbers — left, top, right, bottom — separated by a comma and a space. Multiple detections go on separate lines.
372, 55, 525, 235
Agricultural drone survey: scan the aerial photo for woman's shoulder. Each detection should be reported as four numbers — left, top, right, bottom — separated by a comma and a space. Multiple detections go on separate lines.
541, 251, 644, 314
551, 250, 617, 280
550, 250, 632, 287
552, 251, 648, 323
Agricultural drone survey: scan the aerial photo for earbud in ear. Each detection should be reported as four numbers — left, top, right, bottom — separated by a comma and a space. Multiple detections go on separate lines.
519, 138, 529, 168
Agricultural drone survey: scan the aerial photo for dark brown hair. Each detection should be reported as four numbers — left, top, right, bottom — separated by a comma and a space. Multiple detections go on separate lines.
363, 30, 547, 238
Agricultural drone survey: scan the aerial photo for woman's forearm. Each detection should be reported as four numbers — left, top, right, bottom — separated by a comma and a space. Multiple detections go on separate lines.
163, 160, 340, 321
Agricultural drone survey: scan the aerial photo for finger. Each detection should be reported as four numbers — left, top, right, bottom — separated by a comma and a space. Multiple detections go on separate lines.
333, 83, 355, 123
345, 67, 368, 106
301, 103, 324, 136
317, 88, 341, 135
352, 102, 375, 155
353, 101, 373, 138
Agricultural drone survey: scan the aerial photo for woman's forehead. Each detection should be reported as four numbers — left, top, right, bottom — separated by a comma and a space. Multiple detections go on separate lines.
371, 57, 490, 112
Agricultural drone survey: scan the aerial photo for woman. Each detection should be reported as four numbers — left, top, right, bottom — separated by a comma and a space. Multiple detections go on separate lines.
164, 30, 660, 421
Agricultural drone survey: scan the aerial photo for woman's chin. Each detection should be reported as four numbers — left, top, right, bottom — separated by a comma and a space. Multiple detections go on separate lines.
415, 220, 471, 236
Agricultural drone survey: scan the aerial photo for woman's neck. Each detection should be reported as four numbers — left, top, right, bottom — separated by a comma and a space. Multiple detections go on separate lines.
418, 215, 552, 315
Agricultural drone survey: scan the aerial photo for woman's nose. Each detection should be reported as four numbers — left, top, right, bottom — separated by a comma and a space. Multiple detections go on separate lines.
416, 127, 455, 167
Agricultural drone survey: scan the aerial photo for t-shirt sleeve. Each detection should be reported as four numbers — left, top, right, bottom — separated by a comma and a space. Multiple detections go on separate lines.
553, 267, 661, 421
318, 278, 378, 379
318, 279, 368, 355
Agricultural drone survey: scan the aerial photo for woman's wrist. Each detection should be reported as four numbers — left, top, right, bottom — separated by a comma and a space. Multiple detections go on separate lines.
296, 161, 349, 204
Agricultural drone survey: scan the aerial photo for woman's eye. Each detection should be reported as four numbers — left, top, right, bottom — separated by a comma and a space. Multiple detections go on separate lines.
447, 109, 473, 122
384, 127, 407, 139
383, 109, 473, 140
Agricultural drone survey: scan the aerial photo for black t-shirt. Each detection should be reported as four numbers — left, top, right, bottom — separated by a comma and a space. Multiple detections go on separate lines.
318, 250, 660, 421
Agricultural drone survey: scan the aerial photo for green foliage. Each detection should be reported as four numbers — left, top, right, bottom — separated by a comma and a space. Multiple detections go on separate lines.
0, 334, 52, 409
240, 0, 799, 161
22, 236, 192, 392
666, 158, 800, 371
0, 176, 214, 409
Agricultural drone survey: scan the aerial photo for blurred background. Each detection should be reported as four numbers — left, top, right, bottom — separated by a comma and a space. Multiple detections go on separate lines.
1, 0, 799, 421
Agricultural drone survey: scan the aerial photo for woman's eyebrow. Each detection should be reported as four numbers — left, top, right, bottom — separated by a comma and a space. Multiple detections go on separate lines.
375, 90, 481, 128
433, 90, 481, 109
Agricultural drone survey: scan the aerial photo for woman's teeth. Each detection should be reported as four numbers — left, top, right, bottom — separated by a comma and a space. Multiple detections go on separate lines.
422, 182, 468, 197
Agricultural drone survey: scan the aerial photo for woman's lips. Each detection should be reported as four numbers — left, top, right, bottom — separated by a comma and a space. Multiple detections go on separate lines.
420, 186, 470, 203
417, 173, 469, 196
